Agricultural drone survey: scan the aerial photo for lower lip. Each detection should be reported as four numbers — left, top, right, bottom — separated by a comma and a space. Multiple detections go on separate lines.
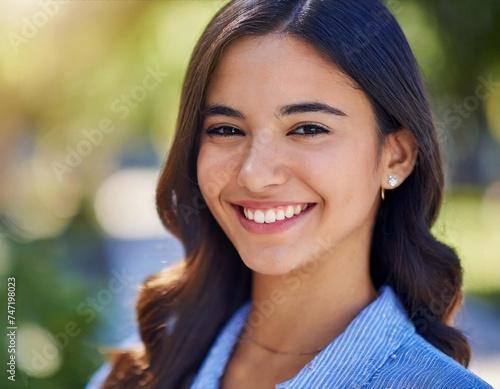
231, 203, 317, 234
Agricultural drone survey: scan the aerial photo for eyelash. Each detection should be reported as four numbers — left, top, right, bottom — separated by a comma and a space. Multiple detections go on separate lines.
203, 123, 331, 138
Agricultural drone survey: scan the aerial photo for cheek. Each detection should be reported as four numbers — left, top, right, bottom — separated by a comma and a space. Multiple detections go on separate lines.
304, 137, 378, 205
197, 144, 239, 201
302, 143, 357, 193
197, 146, 219, 202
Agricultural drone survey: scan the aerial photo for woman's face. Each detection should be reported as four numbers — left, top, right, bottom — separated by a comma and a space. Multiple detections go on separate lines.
197, 34, 386, 275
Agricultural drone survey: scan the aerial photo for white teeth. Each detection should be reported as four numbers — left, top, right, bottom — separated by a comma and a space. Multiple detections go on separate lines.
243, 204, 311, 224
285, 206, 295, 218
265, 209, 276, 223
254, 210, 265, 223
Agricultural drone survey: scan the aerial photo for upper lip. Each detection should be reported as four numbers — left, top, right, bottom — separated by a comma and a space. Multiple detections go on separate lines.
231, 200, 316, 209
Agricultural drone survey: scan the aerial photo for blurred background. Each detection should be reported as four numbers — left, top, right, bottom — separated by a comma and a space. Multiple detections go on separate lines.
0, 0, 499, 387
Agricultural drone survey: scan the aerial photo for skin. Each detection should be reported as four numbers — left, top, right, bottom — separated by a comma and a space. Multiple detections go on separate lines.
197, 34, 418, 388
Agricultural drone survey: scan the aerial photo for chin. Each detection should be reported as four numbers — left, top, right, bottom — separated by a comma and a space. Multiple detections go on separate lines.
239, 254, 299, 276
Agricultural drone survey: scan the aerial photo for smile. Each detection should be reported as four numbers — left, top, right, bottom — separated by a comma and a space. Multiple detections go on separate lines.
243, 203, 310, 224
231, 203, 317, 234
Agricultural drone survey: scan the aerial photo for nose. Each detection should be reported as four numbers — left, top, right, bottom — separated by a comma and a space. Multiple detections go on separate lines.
236, 129, 289, 193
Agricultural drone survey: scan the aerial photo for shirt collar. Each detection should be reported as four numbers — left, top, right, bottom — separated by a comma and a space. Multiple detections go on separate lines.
279, 284, 416, 388
190, 284, 416, 389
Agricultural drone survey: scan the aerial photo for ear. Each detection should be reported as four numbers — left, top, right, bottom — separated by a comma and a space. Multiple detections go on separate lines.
381, 128, 418, 189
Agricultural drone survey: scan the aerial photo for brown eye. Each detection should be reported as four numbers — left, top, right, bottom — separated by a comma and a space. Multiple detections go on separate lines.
290, 123, 331, 137
204, 126, 244, 137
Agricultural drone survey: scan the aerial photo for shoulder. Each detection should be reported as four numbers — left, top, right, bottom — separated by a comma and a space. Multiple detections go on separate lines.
363, 332, 494, 389
85, 331, 142, 389
85, 362, 112, 389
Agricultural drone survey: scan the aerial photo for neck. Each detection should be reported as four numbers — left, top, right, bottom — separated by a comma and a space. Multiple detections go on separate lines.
241, 244, 378, 355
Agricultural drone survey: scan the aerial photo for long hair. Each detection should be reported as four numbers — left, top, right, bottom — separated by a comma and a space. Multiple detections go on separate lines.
102, 0, 470, 387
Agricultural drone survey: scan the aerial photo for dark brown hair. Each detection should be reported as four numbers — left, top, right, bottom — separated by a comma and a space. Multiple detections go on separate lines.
101, 0, 470, 387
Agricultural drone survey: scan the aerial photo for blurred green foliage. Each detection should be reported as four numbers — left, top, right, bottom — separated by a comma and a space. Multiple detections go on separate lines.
1, 212, 107, 388
432, 191, 500, 294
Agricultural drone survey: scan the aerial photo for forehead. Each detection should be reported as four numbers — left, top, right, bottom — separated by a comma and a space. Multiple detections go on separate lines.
206, 34, 359, 98
204, 34, 368, 117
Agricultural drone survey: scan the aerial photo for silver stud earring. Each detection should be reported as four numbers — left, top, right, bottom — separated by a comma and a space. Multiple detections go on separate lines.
381, 172, 398, 201
388, 172, 398, 188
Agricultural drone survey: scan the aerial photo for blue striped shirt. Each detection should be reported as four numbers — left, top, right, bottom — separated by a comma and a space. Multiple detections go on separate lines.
189, 285, 494, 389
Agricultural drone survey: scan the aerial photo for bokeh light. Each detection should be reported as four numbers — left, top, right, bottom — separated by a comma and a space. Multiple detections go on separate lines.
94, 168, 167, 240
17, 323, 63, 379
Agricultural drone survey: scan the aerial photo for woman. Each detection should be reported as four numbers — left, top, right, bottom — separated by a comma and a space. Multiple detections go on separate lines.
88, 0, 494, 388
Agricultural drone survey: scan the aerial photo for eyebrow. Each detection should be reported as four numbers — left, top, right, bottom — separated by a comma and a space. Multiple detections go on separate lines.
202, 101, 348, 120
